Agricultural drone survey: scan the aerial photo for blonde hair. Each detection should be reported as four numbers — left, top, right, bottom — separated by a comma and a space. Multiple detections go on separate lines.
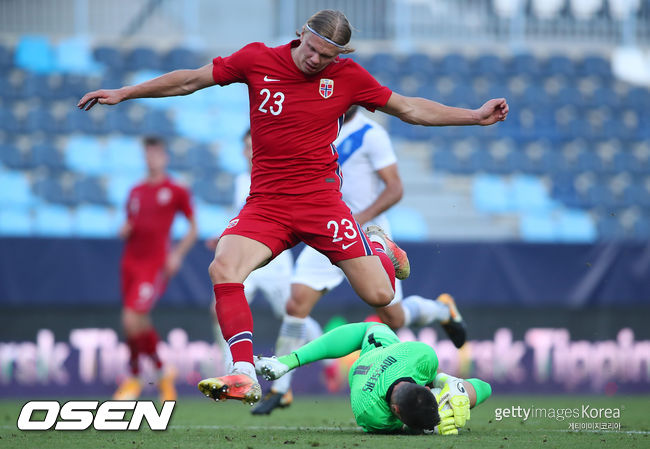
297, 9, 355, 54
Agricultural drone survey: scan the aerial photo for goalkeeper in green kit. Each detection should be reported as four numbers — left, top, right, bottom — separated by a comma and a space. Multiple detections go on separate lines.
255, 321, 491, 434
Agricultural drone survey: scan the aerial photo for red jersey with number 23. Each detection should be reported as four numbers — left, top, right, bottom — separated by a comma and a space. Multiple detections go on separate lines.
122, 178, 194, 267
212, 40, 392, 196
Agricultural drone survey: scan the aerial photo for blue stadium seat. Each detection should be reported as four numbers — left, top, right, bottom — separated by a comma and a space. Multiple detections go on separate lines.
520, 212, 558, 242
125, 47, 161, 71
33, 204, 74, 236
24, 108, 60, 134
365, 53, 401, 78
75, 176, 108, 204
188, 145, 220, 173
15, 35, 56, 73
0, 44, 13, 70
55, 36, 103, 75
624, 87, 650, 112
0, 207, 32, 236
0, 171, 35, 206
141, 109, 175, 136
105, 136, 145, 174
106, 173, 141, 206
195, 204, 232, 238
400, 53, 436, 80
75, 204, 115, 237
61, 74, 92, 100
0, 106, 20, 133
596, 215, 624, 239
62, 109, 98, 134
32, 143, 66, 172
21, 73, 51, 99
192, 173, 235, 205
509, 52, 540, 77
511, 175, 555, 212
93, 46, 125, 74
0, 145, 32, 170
65, 136, 105, 175
386, 206, 428, 241
545, 55, 576, 78
161, 47, 203, 72
473, 174, 511, 212
32, 176, 78, 206
556, 209, 597, 242
168, 147, 193, 171
474, 54, 506, 79
579, 55, 612, 80
439, 53, 471, 79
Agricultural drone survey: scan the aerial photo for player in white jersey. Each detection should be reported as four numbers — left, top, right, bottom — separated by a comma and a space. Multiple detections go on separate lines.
251, 106, 467, 415
208, 130, 321, 374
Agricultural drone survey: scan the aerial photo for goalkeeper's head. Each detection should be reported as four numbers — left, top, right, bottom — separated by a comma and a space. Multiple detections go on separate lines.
388, 379, 440, 431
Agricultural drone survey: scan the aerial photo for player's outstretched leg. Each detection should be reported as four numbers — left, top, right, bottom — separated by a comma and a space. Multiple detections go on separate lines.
365, 225, 410, 280
437, 294, 466, 348
113, 377, 142, 400
250, 390, 293, 415
254, 356, 291, 381
197, 373, 262, 405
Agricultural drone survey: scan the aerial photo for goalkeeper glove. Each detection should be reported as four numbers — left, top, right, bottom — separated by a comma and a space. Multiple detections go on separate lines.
434, 373, 471, 428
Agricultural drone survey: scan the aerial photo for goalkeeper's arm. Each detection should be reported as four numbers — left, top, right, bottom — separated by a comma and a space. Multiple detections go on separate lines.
278, 322, 380, 370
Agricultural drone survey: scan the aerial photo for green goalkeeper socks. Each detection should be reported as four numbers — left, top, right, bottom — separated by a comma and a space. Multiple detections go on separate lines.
278, 322, 376, 369
467, 378, 492, 406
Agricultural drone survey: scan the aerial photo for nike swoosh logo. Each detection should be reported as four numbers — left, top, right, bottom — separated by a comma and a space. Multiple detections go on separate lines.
264, 76, 280, 82
342, 241, 357, 250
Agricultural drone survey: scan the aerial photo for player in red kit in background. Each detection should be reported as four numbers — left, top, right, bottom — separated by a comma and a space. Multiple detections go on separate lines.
78, 10, 508, 406
113, 136, 198, 402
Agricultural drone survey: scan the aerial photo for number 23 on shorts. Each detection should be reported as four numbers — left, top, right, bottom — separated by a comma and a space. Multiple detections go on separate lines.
327, 219, 358, 249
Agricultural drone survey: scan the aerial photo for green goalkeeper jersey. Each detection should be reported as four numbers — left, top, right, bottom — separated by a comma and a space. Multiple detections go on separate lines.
348, 324, 439, 433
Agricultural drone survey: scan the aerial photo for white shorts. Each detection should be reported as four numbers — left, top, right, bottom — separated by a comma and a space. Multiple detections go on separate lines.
244, 249, 293, 318
291, 238, 403, 306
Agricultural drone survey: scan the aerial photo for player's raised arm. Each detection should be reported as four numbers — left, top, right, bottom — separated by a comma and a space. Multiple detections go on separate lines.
378, 92, 509, 127
77, 63, 216, 111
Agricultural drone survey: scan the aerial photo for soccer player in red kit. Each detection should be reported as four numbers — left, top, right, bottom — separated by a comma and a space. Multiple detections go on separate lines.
78, 10, 508, 405
114, 136, 198, 402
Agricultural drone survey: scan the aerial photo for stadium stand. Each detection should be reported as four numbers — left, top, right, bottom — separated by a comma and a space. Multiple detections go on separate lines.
0, 1, 649, 242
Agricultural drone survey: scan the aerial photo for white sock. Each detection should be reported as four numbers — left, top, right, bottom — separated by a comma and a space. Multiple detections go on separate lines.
233, 361, 257, 381
213, 322, 233, 374
401, 295, 450, 327
304, 316, 323, 342
271, 315, 308, 394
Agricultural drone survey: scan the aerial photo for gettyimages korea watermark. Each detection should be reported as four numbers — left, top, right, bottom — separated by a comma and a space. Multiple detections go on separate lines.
17, 400, 176, 431
493, 404, 623, 431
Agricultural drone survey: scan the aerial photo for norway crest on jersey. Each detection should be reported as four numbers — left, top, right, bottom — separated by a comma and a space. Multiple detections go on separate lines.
319, 78, 334, 99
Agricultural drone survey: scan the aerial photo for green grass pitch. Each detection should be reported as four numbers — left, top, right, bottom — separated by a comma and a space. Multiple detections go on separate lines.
1, 395, 648, 448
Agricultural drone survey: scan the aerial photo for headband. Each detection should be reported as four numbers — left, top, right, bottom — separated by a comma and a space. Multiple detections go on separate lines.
305, 23, 347, 49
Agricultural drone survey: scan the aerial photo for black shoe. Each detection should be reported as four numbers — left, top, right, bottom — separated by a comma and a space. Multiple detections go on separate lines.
437, 294, 467, 348
250, 390, 293, 415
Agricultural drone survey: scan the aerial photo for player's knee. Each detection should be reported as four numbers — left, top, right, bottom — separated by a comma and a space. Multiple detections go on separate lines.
208, 256, 237, 283
285, 296, 309, 318
365, 287, 393, 308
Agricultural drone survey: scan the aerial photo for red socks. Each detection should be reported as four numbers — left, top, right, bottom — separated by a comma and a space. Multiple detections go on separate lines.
213, 283, 254, 365
126, 328, 162, 375
371, 241, 396, 291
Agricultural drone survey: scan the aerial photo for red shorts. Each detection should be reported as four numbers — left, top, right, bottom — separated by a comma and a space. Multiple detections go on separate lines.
120, 259, 167, 313
221, 191, 375, 264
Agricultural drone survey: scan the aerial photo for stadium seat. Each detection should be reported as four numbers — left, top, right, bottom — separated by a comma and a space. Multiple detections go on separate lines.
105, 136, 145, 174
161, 47, 203, 72
75, 176, 108, 204
15, 35, 56, 73
21, 72, 52, 99
141, 109, 175, 137
473, 174, 511, 213
195, 204, 232, 239
596, 214, 624, 239
32, 176, 78, 206
509, 52, 541, 77
0, 145, 32, 170
556, 209, 597, 242
0, 43, 13, 70
511, 175, 555, 212
386, 206, 429, 241
93, 46, 125, 74
192, 174, 235, 205
74, 204, 115, 237
439, 53, 471, 78
106, 173, 142, 206
33, 204, 74, 236
65, 135, 105, 175
0, 171, 35, 206
519, 212, 558, 242
32, 143, 66, 172
400, 53, 436, 80
54, 36, 103, 75
579, 55, 612, 80
0, 207, 32, 236
545, 55, 576, 78
474, 54, 507, 79
126, 47, 161, 71
24, 108, 60, 135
